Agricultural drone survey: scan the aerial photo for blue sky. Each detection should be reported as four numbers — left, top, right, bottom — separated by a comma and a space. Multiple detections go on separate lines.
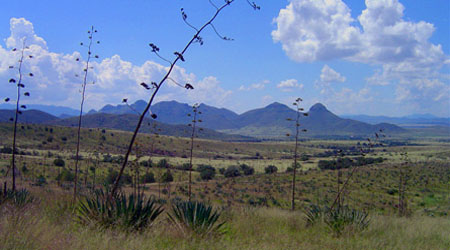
1, 0, 449, 116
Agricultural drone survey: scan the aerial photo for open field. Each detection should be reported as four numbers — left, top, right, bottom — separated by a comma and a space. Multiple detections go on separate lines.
0, 122, 449, 249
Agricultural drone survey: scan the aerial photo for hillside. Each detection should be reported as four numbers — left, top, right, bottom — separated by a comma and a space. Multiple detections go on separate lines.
221, 103, 405, 138
0, 109, 58, 124
49, 113, 254, 141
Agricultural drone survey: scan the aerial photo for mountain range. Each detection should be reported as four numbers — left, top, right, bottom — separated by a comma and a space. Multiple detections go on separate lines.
0, 100, 411, 139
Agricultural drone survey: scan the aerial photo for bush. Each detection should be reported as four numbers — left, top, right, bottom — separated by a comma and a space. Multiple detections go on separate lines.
168, 201, 225, 237
76, 190, 164, 231
197, 165, 216, 181
224, 166, 241, 178
240, 164, 254, 176
157, 159, 170, 168
57, 169, 75, 182
140, 159, 153, 167
53, 158, 65, 167
265, 165, 278, 174
141, 172, 155, 184
0, 146, 13, 154
161, 171, 173, 183
105, 170, 132, 186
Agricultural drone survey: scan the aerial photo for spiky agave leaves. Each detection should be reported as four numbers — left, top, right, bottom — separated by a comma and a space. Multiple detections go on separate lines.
324, 206, 370, 237
76, 190, 164, 231
168, 201, 225, 237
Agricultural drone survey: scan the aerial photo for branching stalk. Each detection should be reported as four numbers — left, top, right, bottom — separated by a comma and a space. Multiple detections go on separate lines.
111, 0, 235, 197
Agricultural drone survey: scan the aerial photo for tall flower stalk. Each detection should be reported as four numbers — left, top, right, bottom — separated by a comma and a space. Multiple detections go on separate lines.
4, 39, 33, 191
73, 26, 100, 201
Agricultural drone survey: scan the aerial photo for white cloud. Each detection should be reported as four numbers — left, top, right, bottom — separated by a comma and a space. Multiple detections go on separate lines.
0, 17, 232, 110
320, 65, 345, 83
6, 18, 47, 50
315, 65, 346, 93
272, 0, 361, 62
277, 79, 304, 92
273, 0, 449, 114
238, 80, 270, 91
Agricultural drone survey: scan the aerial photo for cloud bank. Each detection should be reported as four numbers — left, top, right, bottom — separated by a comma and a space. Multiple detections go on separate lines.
1, 18, 232, 110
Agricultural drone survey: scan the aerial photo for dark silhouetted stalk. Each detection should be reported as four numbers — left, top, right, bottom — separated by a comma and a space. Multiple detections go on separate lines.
286, 98, 307, 210
111, 0, 242, 197
4, 39, 33, 191
73, 26, 100, 201
187, 103, 202, 201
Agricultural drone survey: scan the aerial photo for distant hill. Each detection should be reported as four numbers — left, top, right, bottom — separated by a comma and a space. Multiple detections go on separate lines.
96, 100, 240, 130
0, 103, 79, 117
220, 103, 405, 138
48, 113, 254, 141
342, 114, 450, 128
0, 109, 58, 124
1, 100, 410, 139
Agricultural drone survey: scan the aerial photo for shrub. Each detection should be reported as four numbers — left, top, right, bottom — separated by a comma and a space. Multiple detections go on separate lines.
224, 166, 241, 178
240, 164, 254, 176
0, 146, 14, 154
140, 159, 153, 167
76, 190, 164, 231
53, 158, 65, 167
157, 159, 170, 168
57, 169, 75, 182
105, 170, 132, 185
161, 171, 173, 183
141, 172, 155, 184
265, 165, 278, 174
197, 165, 216, 181
168, 201, 225, 237
35, 175, 47, 186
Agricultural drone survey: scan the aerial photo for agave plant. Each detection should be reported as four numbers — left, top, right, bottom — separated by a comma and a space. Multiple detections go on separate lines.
168, 201, 225, 237
304, 204, 325, 226
324, 206, 370, 237
0, 188, 34, 207
76, 189, 164, 231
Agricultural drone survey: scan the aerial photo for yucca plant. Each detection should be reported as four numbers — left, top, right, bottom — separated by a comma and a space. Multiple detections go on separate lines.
324, 206, 370, 237
76, 189, 164, 231
168, 201, 225, 237
0, 188, 34, 207
304, 204, 324, 226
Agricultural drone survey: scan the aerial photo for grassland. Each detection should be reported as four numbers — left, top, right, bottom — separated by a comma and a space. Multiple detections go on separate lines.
0, 122, 449, 249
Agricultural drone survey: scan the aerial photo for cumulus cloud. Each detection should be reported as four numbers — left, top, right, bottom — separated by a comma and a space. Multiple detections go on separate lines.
320, 65, 345, 83
238, 80, 270, 91
273, 0, 449, 114
0, 18, 232, 110
277, 79, 304, 92
315, 65, 346, 93
6, 18, 47, 49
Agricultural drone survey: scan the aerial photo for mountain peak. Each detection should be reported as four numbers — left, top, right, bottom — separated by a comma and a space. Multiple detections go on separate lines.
309, 103, 328, 112
266, 102, 289, 109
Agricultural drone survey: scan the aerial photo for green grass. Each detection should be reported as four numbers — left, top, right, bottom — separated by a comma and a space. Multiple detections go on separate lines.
0, 122, 449, 249
0, 192, 448, 250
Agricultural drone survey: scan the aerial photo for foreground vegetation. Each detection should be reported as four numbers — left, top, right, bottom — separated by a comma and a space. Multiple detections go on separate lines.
0, 123, 449, 249
0, 187, 449, 250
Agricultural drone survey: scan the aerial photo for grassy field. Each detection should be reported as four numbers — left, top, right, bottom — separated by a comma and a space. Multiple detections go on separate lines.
0, 123, 449, 249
